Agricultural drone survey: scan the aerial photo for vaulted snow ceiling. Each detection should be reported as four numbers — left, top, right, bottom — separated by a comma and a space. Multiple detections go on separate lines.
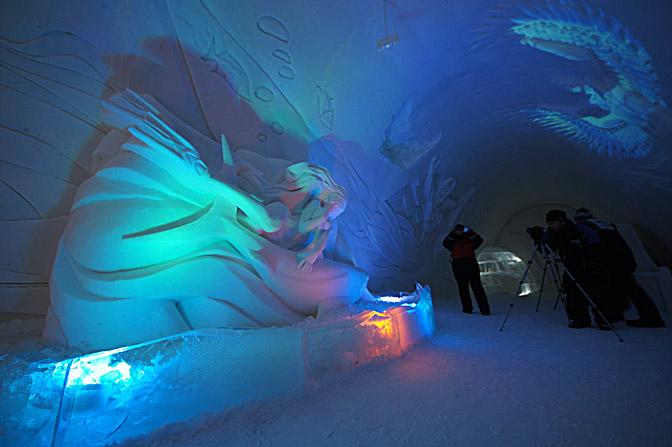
2, 0, 671, 312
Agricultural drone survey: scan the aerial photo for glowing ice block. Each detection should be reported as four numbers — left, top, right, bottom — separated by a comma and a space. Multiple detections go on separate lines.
1, 286, 434, 446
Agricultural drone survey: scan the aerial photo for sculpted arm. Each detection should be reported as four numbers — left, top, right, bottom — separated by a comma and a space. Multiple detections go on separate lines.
297, 225, 332, 272
297, 199, 330, 233
295, 199, 332, 272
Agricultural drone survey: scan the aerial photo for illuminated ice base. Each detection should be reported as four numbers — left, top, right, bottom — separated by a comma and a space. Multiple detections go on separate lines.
2, 286, 434, 447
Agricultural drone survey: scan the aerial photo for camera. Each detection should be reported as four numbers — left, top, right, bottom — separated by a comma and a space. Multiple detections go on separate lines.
526, 226, 546, 240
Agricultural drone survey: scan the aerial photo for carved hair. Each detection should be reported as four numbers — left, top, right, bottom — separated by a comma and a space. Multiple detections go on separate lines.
283, 162, 347, 217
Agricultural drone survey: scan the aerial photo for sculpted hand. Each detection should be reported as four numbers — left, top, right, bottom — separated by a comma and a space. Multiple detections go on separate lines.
297, 252, 317, 273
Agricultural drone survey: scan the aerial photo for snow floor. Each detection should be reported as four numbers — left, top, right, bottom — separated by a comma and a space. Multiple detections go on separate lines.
3, 291, 672, 447
115, 292, 672, 447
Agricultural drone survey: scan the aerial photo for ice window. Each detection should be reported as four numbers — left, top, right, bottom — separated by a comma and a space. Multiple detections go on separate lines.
478, 247, 538, 297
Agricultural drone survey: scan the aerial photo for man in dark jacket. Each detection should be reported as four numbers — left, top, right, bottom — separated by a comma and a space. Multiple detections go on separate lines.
574, 208, 665, 328
443, 224, 490, 315
544, 209, 612, 329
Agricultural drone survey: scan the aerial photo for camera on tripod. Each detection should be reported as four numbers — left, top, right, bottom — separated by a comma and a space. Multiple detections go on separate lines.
526, 226, 546, 241
500, 222, 623, 341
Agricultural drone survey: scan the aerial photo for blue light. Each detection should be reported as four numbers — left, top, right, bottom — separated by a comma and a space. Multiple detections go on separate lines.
63, 346, 140, 389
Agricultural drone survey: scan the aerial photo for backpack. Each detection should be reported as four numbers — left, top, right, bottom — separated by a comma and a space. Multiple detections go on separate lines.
585, 219, 637, 272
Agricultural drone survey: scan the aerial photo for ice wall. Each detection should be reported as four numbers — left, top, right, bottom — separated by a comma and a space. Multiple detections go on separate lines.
1, 0, 671, 312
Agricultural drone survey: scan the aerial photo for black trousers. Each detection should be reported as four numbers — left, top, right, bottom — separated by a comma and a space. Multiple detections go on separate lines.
563, 273, 590, 324
563, 270, 614, 325
610, 270, 663, 321
452, 257, 490, 313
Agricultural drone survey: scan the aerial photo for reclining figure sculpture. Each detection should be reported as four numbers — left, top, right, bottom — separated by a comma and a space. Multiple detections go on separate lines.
43, 89, 369, 352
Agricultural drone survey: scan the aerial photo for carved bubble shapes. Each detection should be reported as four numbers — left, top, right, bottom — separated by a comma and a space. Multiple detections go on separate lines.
272, 49, 292, 64
257, 16, 290, 43
255, 86, 275, 102
278, 65, 295, 80
258, 18, 296, 89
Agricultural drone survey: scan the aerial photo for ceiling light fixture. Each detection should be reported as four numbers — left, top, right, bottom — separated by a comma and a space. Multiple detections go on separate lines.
376, 0, 398, 51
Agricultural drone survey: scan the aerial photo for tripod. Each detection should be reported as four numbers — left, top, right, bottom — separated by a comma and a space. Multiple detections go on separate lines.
500, 241, 563, 330
534, 244, 565, 314
500, 240, 624, 342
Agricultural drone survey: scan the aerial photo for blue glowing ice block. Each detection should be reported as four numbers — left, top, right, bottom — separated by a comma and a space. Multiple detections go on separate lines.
1, 286, 434, 446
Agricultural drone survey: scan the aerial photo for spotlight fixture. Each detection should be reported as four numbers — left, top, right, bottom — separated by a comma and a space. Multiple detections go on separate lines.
377, 33, 399, 51
376, 0, 398, 51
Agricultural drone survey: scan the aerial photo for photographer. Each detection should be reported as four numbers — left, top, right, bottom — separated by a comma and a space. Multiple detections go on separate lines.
574, 208, 665, 328
543, 209, 611, 329
442, 224, 491, 315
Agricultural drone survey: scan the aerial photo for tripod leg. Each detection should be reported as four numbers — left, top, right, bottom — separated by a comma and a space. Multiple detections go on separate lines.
553, 290, 565, 311
535, 259, 549, 312
543, 243, 624, 342
500, 244, 539, 331
540, 245, 567, 313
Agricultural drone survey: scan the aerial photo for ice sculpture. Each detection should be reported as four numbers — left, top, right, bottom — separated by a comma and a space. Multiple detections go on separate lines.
43, 89, 369, 352
477, 247, 538, 296
379, 102, 442, 168
506, 0, 669, 159
4, 286, 434, 447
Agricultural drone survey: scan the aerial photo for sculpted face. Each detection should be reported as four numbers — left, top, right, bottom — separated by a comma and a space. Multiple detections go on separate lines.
327, 199, 345, 219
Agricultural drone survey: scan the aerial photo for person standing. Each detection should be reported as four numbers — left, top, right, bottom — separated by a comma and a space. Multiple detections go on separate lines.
574, 208, 665, 328
544, 209, 612, 329
443, 224, 491, 315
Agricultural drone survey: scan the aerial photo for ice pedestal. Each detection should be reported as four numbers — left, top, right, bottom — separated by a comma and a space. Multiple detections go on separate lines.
1, 286, 434, 447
